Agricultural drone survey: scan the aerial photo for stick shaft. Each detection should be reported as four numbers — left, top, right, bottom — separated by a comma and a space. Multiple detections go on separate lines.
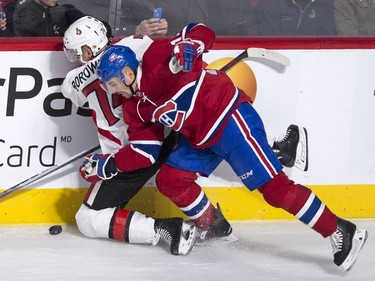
219, 50, 248, 72
0, 144, 100, 200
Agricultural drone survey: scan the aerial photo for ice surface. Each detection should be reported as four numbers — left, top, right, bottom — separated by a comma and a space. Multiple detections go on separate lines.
0, 219, 373, 281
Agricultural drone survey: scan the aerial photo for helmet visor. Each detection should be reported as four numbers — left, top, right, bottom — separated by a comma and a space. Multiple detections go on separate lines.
99, 76, 126, 95
64, 47, 80, 62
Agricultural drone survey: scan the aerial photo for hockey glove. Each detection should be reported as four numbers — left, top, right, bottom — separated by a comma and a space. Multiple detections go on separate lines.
169, 39, 204, 73
80, 153, 118, 182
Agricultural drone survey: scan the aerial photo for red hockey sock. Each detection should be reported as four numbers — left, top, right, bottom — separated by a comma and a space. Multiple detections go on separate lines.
156, 164, 215, 228
258, 172, 337, 237
193, 203, 216, 231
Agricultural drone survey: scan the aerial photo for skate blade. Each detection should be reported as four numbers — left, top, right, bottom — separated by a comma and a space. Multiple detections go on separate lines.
178, 223, 198, 255
196, 233, 238, 247
340, 228, 368, 271
295, 127, 309, 171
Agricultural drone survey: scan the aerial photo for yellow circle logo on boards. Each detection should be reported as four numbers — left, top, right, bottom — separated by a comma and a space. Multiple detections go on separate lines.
205, 57, 257, 103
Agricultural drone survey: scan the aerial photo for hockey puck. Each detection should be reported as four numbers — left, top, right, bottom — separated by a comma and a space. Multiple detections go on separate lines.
49, 225, 63, 235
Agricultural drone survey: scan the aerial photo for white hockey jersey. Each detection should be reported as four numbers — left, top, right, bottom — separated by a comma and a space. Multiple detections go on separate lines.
61, 36, 153, 154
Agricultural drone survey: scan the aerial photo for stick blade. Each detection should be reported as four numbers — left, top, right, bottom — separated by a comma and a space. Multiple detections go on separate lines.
246, 48, 290, 66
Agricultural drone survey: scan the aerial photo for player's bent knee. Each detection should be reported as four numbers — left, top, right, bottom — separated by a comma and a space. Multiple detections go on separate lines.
258, 171, 297, 209
75, 204, 112, 239
156, 164, 198, 196
258, 171, 312, 214
75, 205, 95, 238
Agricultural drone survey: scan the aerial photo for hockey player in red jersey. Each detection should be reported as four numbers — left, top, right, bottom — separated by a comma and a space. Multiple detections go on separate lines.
61, 16, 197, 255
94, 23, 368, 271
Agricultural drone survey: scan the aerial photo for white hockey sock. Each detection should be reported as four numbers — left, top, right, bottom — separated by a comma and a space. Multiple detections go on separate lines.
127, 211, 157, 244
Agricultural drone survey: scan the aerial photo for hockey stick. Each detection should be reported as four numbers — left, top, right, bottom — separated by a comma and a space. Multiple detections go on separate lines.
219, 47, 290, 72
0, 144, 100, 200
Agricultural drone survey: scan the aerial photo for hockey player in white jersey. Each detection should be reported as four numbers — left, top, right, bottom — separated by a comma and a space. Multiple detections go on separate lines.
61, 16, 196, 255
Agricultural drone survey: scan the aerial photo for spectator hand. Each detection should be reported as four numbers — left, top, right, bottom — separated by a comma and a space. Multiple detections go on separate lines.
135, 18, 168, 36
169, 39, 204, 73
79, 153, 118, 182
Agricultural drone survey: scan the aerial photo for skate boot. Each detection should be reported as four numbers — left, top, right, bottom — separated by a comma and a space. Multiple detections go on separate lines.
272, 124, 309, 171
198, 204, 235, 242
153, 218, 197, 255
330, 218, 368, 271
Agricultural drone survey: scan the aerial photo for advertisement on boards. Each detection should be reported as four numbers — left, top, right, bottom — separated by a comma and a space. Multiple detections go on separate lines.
0, 51, 98, 189
0, 49, 375, 191
202, 49, 375, 186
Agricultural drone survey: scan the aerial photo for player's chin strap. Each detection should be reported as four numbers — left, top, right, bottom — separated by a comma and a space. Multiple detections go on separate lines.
124, 69, 138, 97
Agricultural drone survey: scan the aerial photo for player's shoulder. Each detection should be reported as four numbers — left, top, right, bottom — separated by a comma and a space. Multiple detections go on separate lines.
116, 35, 153, 44
63, 65, 83, 84
65, 59, 99, 80
114, 36, 154, 61
65, 65, 81, 78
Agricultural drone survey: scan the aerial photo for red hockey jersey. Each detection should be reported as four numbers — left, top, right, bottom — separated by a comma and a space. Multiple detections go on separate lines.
114, 23, 251, 170
132, 23, 250, 148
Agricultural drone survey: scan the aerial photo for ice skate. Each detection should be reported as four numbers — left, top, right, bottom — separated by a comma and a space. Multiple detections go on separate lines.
272, 124, 309, 171
197, 204, 237, 244
153, 218, 197, 255
330, 218, 368, 271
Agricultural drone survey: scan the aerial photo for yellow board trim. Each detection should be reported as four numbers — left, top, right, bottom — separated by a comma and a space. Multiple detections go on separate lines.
1, 184, 374, 224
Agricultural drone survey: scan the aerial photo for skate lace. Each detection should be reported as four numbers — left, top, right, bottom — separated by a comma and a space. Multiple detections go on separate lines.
152, 228, 172, 246
197, 229, 208, 241
330, 229, 343, 254
276, 128, 292, 145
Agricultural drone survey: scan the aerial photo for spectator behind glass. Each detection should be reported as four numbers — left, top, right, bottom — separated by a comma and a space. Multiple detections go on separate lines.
256, 0, 336, 36
58, 0, 168, 37
334, 0, 375, 35
13, 0, 86, 36
58, 0, 110, 23
0, 0, 17, 36
119, 0, 257, 37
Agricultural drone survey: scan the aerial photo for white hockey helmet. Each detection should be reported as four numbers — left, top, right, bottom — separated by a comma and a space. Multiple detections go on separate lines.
63, 16, 108, 63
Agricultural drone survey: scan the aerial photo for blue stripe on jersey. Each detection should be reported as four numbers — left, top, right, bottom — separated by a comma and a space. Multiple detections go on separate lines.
180, 192, 209, 219
173, 85, 195, 113
298, 196, 322, 225
185, 23, 198, 33
131, 143, 161, 162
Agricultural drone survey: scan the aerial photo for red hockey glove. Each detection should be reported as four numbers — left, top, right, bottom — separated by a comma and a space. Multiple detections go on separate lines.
79, 153, 118, 182
170, 39, 204, 73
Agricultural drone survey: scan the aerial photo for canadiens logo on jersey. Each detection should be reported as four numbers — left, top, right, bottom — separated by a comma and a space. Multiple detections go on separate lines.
152, 85, 197, 131
153, 100, 186, 131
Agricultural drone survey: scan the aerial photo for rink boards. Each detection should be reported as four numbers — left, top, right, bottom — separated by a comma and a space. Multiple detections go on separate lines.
0, 39, 374, 224
0, 184, 375, 224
